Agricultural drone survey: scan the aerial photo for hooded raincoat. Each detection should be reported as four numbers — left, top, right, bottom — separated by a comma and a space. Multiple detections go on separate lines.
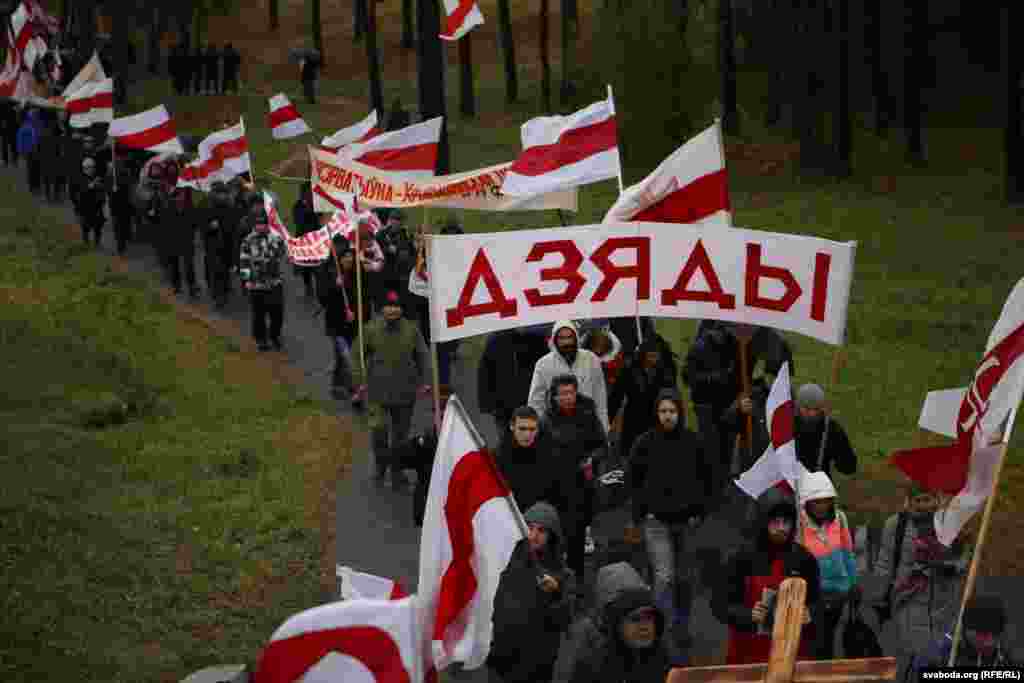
528, 319, 610, 431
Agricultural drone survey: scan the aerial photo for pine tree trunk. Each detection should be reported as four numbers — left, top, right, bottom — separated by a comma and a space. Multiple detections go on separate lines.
417, 0, 450, 173
834, 0, 851, 178
540, 0, 552, 112
354, 0, 366, 40
865, 0, 888, 135
719, 0, 738, 135
365, 0, 384, 115
765, 0, 784, 127
312, 0, 324, 66
904, 0, 926, 166
269, 0, 280, 31
402, 0, 415, 49
459, 33, 476, 118
560, 0, 577, 104
497, 0, 518, 103
1004, 5, 1024, 204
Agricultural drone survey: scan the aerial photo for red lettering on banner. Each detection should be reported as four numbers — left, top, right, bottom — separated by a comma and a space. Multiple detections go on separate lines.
660, 239, 736, 308
810, 252, 831, 322
446, 249, 519, 327
744, 243, 802, 312
590, 237, 651, 302
523, 240, 586, 307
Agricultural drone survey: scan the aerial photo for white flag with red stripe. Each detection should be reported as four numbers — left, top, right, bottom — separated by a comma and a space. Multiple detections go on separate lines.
440, 0, 484, 41
62, 51, 107, 98
0, 47, 19, 99
603, 121, 732, 226
269, 93, 312, 140
334, 116, 443, 180
178, 120, 251, 190
500, 95, 620, 197
254, 596, 426, 683
337, 566, 410, 601
108, 105, 184, 155
65, 78, 113, 128
735, 363, 809, 499
24, 0, 59, 35
322, 110, 381, 151
10, 2, 45, 72
417, 395, 524, 671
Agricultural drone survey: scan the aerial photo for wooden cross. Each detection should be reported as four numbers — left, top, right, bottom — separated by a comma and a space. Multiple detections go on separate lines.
667, 578, 896, 683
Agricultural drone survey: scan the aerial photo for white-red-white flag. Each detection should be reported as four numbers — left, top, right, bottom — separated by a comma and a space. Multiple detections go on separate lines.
735, 363, 809, 499
269, 93, 312, 140
65, 78, 113, 128
0, 47, 19, 99
10, 2, 45, 72
254, 596, 425, 683
322, 110, 381, 151
417, 395, 524, 671
24, 0, 59, 35
108, 105, 184, 154
500, 96, 620, 197
264, 191, 294, 241
891, 277, 1024, 544
335, 117, 443, 179
603, 120, 731, 226
337, 566, 409, 601
178, 120, 251, 190
440, 0, 484, 41
62, 51, 107, 98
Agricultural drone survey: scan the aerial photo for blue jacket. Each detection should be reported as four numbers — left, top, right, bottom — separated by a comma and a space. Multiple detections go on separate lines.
16, 121, 39, 155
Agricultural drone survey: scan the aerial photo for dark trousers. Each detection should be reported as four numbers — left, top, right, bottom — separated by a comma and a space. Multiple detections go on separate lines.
1, 132, 15, 165
113, 213, 132, 254
249, 285, 284, 343
372, 403, 416, 477
81, 216, 104, 245
168, 251, 197, 293
816, 595, 849, 660
206, 69, 219, 94
566, 474, 596, 578
27, 155, 41, 192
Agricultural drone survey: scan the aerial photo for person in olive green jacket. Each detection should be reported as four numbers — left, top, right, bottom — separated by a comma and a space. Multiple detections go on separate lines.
353, 286, 430, 490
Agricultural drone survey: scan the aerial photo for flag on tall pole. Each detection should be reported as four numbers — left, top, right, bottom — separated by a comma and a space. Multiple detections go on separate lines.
61, 51, 107, 98
65, 78, 114, 128
108, 105, 185, 155
603, 120, 732, 226
500, 94, 620, 197
177, 119, 251, 190
321, 110, 382, 151
334, 116, 444, 179
268, 93, 312, 140
440, 0, 484, 40
10, 1, 46, 71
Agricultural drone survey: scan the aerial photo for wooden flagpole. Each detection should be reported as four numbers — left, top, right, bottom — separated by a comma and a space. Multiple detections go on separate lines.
354, 214, 367, 377
427, 231, 443, 433
240, 116, 255, 185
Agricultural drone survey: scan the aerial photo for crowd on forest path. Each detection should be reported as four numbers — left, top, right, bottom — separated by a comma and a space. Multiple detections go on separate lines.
4, 59, 1020, 683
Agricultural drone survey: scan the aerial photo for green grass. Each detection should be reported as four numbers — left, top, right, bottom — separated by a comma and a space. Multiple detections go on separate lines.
0, 175, 354, 682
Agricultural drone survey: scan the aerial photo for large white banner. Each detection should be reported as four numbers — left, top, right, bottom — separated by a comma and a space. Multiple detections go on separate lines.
427, 222, 856, 345
310, 147, 578, 213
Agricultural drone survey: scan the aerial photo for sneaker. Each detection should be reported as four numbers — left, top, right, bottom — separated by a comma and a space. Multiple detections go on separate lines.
584, 527, 596, 555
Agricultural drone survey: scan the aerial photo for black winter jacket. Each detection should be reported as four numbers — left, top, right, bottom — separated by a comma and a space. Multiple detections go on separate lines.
494, 429, 580, 534
477, 329, 551, 418
543, 393, 607, 468
793, 415, 857, 477
608, 357, 678, 461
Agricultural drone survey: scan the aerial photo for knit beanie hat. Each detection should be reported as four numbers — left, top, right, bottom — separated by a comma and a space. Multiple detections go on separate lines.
796, 383, 826, 410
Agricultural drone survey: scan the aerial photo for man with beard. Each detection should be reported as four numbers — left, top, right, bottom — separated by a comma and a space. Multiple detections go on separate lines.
71, 156, 107, 247
713, 492, 820, 665
793, 383, 857, 478
624, 388, 715, 665
551, 562, 672, 683
528, 319, 610, 432
352, 287, 430, 490
870, 482, 969, 681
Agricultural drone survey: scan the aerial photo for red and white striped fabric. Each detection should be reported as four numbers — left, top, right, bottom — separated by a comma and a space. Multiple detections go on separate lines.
322, 110, 381, 151
337, 566, 409, 601
108, 105, 184, 155
10, 2, 46, 71
336, 117, 443, 180
735, 363, 809, 499
603, 120, 731, 226
417, 395, 524, 672
178, 120, 251, 190
254, 596, 426, 683
892, 277, 1024, 544
65, 78, 113, 128
0, 47, 19, 99
264, 191, 294, 241
269, 93, 312, 140
24, 0, 59, 35
500, 96, 620, 197
62, 51, 106, 98
440, 0, 484, 41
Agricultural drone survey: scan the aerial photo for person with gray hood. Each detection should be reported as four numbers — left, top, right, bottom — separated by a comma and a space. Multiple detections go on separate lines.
488, 502, 576, 683
528, 319, 609, 431
551, 561, 673, 683
624, 387, 716, 665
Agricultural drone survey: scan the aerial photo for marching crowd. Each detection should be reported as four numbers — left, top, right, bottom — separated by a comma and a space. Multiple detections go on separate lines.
3, 98, 1018, 683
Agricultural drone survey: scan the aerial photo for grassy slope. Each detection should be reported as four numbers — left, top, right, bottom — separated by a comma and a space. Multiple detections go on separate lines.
142, 0, 1024, 574
0, 175, 359, 682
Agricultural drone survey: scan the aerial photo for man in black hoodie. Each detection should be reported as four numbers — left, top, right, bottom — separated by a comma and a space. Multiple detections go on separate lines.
623, 387, 715, 665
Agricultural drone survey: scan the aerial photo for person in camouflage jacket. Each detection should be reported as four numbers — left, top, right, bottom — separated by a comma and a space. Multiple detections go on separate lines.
239, 209, 287, 351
